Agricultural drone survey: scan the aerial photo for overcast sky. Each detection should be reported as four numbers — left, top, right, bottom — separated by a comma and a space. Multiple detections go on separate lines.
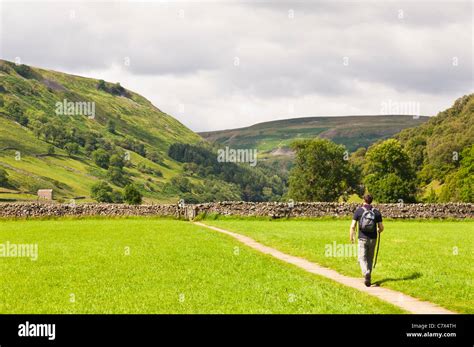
1, 0, 472, 131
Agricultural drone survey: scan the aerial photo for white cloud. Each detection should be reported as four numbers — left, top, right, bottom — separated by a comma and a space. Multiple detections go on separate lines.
0, 0, 472, 131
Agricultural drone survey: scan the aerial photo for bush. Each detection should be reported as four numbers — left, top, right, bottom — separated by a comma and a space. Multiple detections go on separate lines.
137, 162, 163, 177
92, 149, 110, 169
90, 181, 113, 203
47, 145, 55, 155
109, 154, 125, 169
124, 184, 142, 205
64, 142, 79, 156
107, 119, 116, 134
107, 167, 129, 187
170, 175, 192, 193
13, 64, 35, 79
0, 168, 9, 187
90, 181, 123, 203
97, 80, 107, 91
110, 190, 123, 203
6, 101, 24, 124
146, 151, 164, 165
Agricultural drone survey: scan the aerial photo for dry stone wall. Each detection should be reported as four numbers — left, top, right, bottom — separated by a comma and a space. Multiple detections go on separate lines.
0, 202, 472, 219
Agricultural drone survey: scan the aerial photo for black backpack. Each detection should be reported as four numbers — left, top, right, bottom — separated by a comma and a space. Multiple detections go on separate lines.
359, 207, 377, 233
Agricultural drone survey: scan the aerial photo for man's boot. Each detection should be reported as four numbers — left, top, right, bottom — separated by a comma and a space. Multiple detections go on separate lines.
364, 272, 371, 287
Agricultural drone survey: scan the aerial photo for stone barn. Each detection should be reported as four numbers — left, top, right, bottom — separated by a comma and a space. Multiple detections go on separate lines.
37, 189, 54, 201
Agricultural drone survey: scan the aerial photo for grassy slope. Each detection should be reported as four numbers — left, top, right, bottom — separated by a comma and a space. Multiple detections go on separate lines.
0, 218, 404, 314
199, 115, 429, 154
204, 218, 473, 313
0, 60, 202, 202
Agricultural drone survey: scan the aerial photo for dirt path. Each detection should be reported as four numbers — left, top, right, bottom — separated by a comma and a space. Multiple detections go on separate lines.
194, 222, 455, 314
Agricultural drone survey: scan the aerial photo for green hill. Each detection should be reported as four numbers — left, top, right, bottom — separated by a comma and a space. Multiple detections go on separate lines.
395, 94, 474, 202
0, 60, 203, 202
199, 115, 429, 155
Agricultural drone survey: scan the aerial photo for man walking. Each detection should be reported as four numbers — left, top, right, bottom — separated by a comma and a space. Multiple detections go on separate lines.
350, 194, 384, 287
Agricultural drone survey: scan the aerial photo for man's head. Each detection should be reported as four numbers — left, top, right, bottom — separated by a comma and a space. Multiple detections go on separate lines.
363, 194, 373, 205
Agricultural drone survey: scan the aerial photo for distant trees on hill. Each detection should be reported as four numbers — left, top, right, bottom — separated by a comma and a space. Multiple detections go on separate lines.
168, 143, 286, 202
97, 80, 130, 98
396, 94, 473, 202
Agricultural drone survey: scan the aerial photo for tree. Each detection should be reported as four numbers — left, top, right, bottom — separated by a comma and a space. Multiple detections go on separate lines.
64, 142, 79, 156
13, 64, 34, 78
110, 190, 124, 203
363, 139, 417, 202
124, 184, 142, 205
6, 101, 21, 116
107, 167, 129, 187
146, 150, 164, 165
18, 114, 29, 126
171, 175, 192, 193
109, 154, 124, 169
365, 173, 414, 203
90, 181, 113, 203
107, 119, 116, 134
0, 168, 9, 187
97, 80, 107, 91
47, 145, 55, 155
288, 138, 357, 202
92, 149, 110, 169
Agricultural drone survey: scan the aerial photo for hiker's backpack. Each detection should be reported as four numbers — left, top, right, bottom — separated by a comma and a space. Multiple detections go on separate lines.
359, 207, 377, 233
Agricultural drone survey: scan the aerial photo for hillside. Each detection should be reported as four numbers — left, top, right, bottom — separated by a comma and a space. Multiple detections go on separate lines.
199, 115, 429, 155
395, 94, 474, 201
0, 60, 203, 202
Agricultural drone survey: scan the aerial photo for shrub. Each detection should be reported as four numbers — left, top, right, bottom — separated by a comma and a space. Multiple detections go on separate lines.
47, 145, 55, 155
110, 190, 123, 203
64, 142, 80, 156
107, 167, 129, 187
13, 64, 35, 79
109, 154, 125, 169
107, 119, 116, 134
90, 181, 113, 203
92, 149, 110, 169
123, 184, 142, 205
0, 168, 9, 187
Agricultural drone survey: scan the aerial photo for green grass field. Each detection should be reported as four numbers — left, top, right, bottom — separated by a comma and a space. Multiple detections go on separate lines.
204, 217, 474, 313
0, 217, 404, 314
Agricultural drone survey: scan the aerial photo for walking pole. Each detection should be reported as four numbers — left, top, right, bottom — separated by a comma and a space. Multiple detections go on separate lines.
373, 232, 381, 269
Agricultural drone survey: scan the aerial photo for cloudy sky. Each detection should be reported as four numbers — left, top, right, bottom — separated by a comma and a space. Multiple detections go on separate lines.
0, 0, 472, 131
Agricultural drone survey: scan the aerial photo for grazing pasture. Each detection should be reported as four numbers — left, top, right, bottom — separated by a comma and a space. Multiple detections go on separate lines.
0, 217, 404, 314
